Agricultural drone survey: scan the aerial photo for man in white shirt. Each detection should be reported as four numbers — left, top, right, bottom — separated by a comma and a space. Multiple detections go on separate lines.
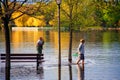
76, 39, 85, 65
36, 37, 44, 54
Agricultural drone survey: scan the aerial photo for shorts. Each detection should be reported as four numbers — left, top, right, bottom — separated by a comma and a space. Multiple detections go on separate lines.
79, 54, 84, 60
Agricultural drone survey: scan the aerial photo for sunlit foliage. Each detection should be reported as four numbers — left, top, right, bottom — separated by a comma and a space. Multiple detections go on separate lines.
12, 12, 46, 27
94, 0, 120, 27
1, 0, 120, 28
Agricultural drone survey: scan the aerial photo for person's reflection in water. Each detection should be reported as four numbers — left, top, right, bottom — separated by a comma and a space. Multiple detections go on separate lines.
37, 63, 44, 79
77, 64, 84, 80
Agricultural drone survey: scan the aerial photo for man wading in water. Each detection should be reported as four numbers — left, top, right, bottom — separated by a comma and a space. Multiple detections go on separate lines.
37, 37, 44, 54
76, 39, 85, 65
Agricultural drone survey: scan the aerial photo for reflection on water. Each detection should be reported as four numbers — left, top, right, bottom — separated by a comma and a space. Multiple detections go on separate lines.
77, 64, 84, 80
0, 30, 120, 53
69, 65, 72, 80
58, 65, 61, 80
37, 63, 44, 79
11, 31, 45, 47
0, 30, 120, 80
10, 31, 71, 53
58, 64, 84, 80
0, 30, 120, 65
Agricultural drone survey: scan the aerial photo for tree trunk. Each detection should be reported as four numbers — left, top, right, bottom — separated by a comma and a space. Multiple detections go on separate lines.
2, 16, 11, 80
68, 23, 73, 63
68, 1, 73, 63
58, 4, 61, 66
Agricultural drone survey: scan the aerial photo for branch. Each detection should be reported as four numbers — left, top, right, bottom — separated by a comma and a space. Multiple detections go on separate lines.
9, 12, 24, 21
61, 7, 70, 18
8, 0, 17, 8
10, 7, 43, 21
1, 0, 44, 22
0, 0, 7, 11
9, 0, 27, 14
17, 9, 44, 20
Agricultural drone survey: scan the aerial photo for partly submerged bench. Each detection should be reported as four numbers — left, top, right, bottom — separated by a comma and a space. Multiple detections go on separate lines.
0, 53, 44, 70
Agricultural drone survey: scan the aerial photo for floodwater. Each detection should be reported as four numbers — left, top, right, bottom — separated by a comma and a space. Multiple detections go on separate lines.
0, 30, 120, 80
